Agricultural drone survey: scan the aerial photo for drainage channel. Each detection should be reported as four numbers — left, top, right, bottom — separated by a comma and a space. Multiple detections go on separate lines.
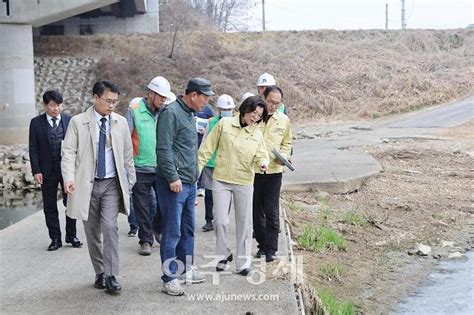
281, 203, 328, 315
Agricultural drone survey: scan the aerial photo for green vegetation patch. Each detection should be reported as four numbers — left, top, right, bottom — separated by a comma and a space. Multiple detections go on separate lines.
286, 201, 306, 213
343, 211, 368, 227
298, 225, 347, 252
317, 290, 356, 315
319, 262, 344, 281
317, 197, 333, 222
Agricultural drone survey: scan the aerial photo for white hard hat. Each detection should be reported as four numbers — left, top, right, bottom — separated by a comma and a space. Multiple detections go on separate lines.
241, 92, 255, 102
216, 94, 235, 109
147, 76, 176, 104
257, 73, 276, 87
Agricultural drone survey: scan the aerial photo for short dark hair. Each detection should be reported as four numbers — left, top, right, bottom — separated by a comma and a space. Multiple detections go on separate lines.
263, 85, 283, 99
92, 80, 120, 97
239, 95, 268, 123
184, 89, 203, 96
43, 90, 63, 105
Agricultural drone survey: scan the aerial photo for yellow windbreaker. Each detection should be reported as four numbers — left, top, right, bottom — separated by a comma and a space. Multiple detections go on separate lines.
255, 110, 292, 174
198, 116, 269, 186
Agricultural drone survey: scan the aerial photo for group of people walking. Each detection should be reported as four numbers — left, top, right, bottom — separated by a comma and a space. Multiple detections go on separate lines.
28, 72, 292, 296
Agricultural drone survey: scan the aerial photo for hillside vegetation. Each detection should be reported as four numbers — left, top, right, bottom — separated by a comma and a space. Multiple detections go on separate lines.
34, 29, 474, 122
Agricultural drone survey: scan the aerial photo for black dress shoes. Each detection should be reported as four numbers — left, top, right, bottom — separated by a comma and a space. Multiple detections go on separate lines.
105, 275, 122, 294
266, 252, 279, 263
237, 268, 252, 276
202, 222, 213, 232
65, 236, 83, 248
216, 253, 233, 272
94, 273, 106, 289
47, 239, 62, 251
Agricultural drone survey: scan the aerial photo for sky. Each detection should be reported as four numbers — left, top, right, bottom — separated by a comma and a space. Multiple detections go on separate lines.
247, 0, 473, 31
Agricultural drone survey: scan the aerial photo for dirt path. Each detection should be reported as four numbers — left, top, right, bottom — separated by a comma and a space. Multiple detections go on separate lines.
285, 122, 474, 313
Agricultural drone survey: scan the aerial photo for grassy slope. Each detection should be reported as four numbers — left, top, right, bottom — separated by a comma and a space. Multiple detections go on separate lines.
34, 29, 474, 122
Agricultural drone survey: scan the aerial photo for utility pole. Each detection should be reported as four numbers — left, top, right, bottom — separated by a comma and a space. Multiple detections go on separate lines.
262, 0, 266, 31
401, 0, 406, 29
2, 0, 11, 16
385, 3, 388, 30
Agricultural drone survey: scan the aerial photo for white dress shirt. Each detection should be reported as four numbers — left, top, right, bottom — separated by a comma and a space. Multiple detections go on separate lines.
46, 113, 61, 127
94, 109, 116, 179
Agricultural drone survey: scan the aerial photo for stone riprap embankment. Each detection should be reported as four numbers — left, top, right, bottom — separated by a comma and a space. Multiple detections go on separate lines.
34, 57, 97, 116
1, 57, 98, 193
0, 145, 35, 191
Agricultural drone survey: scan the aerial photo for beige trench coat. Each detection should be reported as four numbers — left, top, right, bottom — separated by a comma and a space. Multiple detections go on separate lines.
61, 106, 136, 221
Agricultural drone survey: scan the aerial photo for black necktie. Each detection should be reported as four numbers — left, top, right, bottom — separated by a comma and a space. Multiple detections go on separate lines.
97, 117, 107, 178
52, 117, 57, 128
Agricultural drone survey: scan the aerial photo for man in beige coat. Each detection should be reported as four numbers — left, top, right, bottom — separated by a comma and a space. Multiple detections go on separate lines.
61, 80, 135, 294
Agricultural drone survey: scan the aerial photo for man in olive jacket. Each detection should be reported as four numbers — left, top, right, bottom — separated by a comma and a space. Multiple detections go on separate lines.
253, 86, 292, 263
156, 78, 214, 296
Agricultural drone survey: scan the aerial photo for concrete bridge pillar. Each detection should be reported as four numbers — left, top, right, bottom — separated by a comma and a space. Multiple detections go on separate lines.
0, 24, 36, 144
0, 0, 119, 144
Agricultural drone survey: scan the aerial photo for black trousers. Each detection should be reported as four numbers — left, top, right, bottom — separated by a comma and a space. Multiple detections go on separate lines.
132, 172, 162, 245
204, 188, 213, 223
252, 173, 282, 254
41, 162, 76, 240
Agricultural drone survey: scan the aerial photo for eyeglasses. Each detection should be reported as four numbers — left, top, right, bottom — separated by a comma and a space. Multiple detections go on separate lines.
99, 97, 119, 106
250, 110, 263, 119
266, 99, 281, 107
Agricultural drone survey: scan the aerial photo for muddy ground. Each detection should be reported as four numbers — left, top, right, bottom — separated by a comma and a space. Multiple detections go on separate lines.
283, 122, 474, 313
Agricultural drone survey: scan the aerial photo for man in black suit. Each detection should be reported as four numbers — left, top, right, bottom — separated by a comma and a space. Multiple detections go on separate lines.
29, 90, 82, 251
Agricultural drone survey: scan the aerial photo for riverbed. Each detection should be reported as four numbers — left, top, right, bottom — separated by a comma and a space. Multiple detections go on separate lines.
394, 251, 474, 314
0, 191, 42, 230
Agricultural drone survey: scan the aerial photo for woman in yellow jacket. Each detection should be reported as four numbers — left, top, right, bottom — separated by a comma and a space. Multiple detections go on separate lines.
198, 96, 269, 276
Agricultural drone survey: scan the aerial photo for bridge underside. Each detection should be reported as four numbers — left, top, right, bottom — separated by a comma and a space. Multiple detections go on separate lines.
0, 0, 117, 144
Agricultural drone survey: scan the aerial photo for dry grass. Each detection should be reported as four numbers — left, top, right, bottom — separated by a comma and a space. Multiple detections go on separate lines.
34, 29, 474, 121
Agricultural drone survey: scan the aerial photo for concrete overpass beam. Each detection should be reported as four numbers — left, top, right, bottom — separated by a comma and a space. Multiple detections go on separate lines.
0, 24, 36, 144
0, 0, 119, 27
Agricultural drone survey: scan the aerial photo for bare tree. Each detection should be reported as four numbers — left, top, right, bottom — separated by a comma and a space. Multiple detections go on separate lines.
161, 0, 209, 58
160, 0, 252, 57
190, 0, 253, 32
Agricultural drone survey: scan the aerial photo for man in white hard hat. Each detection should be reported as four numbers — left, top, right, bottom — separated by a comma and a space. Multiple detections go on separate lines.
256, 73, 287, 115
200, 94, 236, 232
124, 76, 176, 256
241, 92, 255, 103
256, 73, 276, 97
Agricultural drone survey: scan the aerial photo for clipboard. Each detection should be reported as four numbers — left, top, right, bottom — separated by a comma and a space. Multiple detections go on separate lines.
272, 147, 295, 171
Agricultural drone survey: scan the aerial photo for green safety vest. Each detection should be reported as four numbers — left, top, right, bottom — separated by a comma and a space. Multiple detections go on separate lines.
277, 103, 286, 114
205, 115, 221, 168
132, 99, 157, 167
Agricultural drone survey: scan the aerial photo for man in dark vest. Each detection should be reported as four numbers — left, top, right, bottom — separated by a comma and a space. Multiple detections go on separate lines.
29, 90, 82, 251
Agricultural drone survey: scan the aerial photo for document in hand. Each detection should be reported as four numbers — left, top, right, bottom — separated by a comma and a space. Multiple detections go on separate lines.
272, 147, 295, 171
195, 117, 209, 132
